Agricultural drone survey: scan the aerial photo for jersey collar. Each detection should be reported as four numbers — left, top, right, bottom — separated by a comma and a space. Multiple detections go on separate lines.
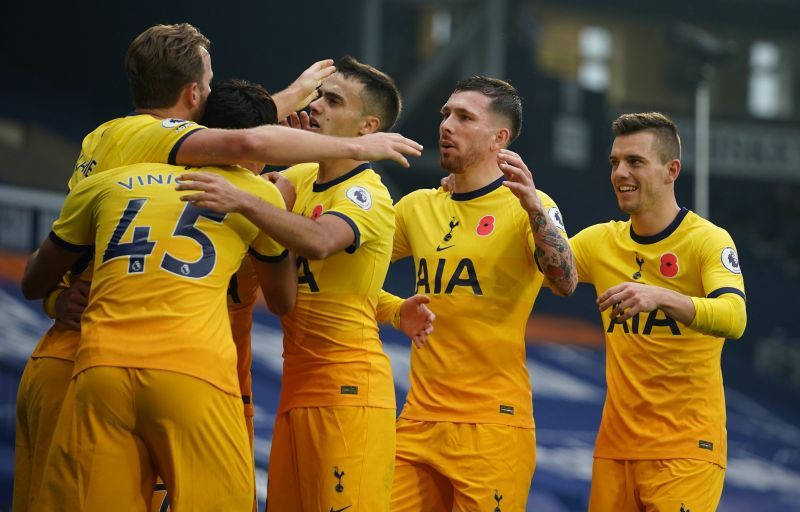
629, 207, 689, 244
313, 162, 372, 192
451, 176, 505, 201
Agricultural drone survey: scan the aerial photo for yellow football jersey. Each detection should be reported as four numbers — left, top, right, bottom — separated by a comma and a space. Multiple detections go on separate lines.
393, 177, 567, 428
278, 162, 395, 412
570, 208, 746, 466
33, 114, 205, 362
50, 162, 285, 395
70, 113, 204, 188
227, 256, 260, 411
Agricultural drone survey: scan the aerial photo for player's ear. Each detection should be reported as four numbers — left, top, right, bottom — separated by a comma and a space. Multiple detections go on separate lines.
358, 115, 380, 136
491, 127, 510, 151
665, 158, 681, 184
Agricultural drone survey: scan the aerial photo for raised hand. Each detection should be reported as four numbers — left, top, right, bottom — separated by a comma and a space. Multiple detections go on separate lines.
272, 59, 335, 118
280, 111, 312, 131
355, 132, 423, 168
498, 149, 543, 215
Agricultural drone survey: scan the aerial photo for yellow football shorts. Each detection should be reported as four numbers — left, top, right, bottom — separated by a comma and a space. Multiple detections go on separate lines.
13, 356, 73, 512
588, 457, 725, 512
390, 418, 536, 512
267, 406, 396, 512
34, 366, 253, 512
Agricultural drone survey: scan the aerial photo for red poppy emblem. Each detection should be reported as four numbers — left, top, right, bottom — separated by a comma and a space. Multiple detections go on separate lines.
476, 215, 495, 236
310, 204, 324, 220
660, 253, 679, 278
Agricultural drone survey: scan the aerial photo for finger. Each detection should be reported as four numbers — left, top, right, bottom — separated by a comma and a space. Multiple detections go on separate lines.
265, 172, 281, 183
298, 111, 311, 130
175, 181, 212, 192
412, 336, 424, 349
60, 319, 81, 331
411, 295, 431, 306
392, 153, 410, 169
392, 134, 423, 153
180, 193, 207, 203
280, 118, 289, 127
596, 284, 625, 304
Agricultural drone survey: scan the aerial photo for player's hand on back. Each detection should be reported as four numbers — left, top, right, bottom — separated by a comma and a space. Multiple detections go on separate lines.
498, 149, 544, 215
54, 279, 90, 331
264, 171, 296, 211
176, 172, 253, 214
399, 294, 435, 349
355, 132, 423, 168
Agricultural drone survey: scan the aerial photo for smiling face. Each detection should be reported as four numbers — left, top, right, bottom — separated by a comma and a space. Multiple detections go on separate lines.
307, 73, 368, 138
438, 90, 507, 174
609, 130, 678, 216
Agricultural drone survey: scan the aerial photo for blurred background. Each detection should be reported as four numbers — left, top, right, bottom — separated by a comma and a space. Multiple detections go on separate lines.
1, 0, 799, 510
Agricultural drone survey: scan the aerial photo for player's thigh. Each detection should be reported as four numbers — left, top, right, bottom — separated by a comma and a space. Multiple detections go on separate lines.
34, 366, 152, 512
391, 460, 453, 512
449, 423, 536, 512
134, 369, 253, 512
266, 411, 301, 511
636, 458, 725, 512
391, 418, 453, 512
15, 357, 75, 512
589, 458, 638, 512
269, 406, 395, 512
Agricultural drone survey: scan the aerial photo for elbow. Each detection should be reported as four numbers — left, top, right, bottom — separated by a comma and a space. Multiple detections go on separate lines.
729, 307, 748, 340
21, 279, 45, 301
267, 295, 295, 317
547, 274, 578, 297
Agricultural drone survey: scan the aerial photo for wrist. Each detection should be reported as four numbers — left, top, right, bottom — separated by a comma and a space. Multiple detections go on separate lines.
43, 287, 65, 319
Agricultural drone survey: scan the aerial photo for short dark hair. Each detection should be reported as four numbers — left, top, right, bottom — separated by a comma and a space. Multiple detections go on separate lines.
124, 23, 211, 109
200, 79, 277, 129
612, 112, 681, 163
452, 76, 523, 144
334, 55, 402, 131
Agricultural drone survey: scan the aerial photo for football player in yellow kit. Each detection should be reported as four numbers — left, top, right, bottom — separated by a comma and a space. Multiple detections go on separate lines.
376, 77, 577, 511
21, 152, 295, 511
176, 56, 434, 512
569, 112, 747, 511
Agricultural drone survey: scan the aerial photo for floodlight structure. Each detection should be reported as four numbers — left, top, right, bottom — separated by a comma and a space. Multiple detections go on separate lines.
667, 24, 736, 219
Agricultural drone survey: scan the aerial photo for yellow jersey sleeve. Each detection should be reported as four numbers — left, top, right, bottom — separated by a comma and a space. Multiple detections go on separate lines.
569, 223, 607, 284
695, 226, 745, 299
69, 115, 205, 189
322, 177, 393, 253
51, 176, 100, 250
392, 191, 416, 261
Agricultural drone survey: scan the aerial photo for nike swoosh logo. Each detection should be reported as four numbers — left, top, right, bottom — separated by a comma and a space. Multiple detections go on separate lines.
330, 506, 352, 512
436, 244, 454, 252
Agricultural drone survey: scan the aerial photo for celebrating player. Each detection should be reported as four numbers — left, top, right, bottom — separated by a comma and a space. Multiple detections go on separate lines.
569, 112, 747, 511
378, 76, 576, 511
176, 55, 434, 512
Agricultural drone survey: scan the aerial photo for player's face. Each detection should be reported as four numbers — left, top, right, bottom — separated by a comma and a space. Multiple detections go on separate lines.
307, 73, 366, 138
609, 131, 670, 216
439, 91, 498, 174
190, 49, 213, 121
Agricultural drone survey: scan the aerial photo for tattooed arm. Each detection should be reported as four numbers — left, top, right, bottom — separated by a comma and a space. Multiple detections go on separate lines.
497, 149, 577, 296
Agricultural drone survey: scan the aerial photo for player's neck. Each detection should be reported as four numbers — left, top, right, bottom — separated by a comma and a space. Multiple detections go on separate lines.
317, 159, 367, 185
135, 106, 194, 122
630, 201, 682, 237
452, 161, 503, 194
